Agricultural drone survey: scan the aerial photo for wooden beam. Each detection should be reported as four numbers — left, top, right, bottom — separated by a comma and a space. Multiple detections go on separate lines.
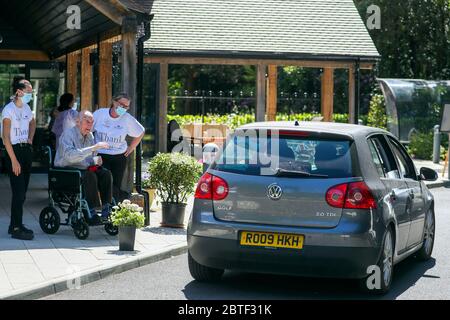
321, 68, 334, 122
348, 66, 356, 124
144, 56, 375, 70
256, 64, 267, 122
81, 48, 93, 110
158, 63, 169, 153
84, 0, 129, 25
98, 40, 113, 107
0, 50, 49, 61
121, 18, 137, 115
266, 65, 278, 122
66, 51, 79, 97
121, 16, 138, 194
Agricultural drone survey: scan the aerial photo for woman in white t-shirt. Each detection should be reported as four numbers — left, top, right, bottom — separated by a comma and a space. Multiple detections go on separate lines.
93, 93, 145, 202
1, 77, 36, 241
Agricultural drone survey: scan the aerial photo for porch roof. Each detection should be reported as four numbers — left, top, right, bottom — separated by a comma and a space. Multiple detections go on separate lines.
144, 0, 380, 63
0, 0, 153, 60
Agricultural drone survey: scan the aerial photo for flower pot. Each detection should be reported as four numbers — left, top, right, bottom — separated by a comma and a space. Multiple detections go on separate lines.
119, 226, 137, 251
161, 203, 187, 228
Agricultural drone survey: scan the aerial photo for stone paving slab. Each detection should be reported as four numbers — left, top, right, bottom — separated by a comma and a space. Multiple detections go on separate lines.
0, 174, 190, 300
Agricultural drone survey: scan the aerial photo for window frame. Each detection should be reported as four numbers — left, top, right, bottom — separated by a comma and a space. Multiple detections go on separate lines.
386, 135, 418, 181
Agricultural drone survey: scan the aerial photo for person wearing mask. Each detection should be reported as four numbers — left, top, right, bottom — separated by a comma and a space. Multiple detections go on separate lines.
52, 93, 78, 149
2, 77, 36, 240
54, 110, 113, 223
93, 93, 145, 202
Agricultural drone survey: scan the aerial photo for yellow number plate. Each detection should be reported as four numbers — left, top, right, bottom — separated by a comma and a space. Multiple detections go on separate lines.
240, 231, 304, 250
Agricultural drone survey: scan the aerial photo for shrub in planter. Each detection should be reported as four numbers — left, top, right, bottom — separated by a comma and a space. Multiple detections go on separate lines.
148, 153, 203, 227
111, 200, 145, 251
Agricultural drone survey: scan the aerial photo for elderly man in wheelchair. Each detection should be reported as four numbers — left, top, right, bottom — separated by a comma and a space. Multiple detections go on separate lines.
40, 110, 117, 240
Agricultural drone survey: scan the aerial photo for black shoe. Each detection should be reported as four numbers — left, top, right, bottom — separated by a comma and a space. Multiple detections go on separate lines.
8, 225, 33, 235
11, 228, 34, 241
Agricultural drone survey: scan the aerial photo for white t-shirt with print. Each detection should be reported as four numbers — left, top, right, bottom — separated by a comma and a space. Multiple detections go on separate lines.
1, 101, 33, 145
93, 108, 145, 155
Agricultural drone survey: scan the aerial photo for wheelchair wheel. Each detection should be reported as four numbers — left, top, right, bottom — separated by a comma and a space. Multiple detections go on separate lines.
39, 207, 61, 234
73, 220, 89, 240
104, 223, 119, 236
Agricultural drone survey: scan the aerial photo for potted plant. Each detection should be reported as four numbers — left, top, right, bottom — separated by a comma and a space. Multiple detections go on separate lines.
148, 153, 202, 228
111, 200, 145, 251
142, 171, 157, 209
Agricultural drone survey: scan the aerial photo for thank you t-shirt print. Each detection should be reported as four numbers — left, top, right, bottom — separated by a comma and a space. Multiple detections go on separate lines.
1, 102, 33, 145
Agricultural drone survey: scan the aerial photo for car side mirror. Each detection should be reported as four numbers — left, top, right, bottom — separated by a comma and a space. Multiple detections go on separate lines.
419, 167, 438, 182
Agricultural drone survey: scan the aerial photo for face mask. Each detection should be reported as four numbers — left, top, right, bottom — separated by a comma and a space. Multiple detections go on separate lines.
116, 106, 127, 117
21, 93, 32, 104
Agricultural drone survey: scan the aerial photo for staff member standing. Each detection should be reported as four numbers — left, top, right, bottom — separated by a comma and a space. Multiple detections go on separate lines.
2, 77, 36, 240
93, 93, 145, 202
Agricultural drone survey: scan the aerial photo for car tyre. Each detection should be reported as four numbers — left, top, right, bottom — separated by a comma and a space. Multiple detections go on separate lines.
359, 227, 394, 295
188, 252, 224, 282
416, 209, 435, 261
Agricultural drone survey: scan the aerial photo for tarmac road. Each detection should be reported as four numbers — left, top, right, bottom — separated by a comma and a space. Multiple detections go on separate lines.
46, 187, 450, 300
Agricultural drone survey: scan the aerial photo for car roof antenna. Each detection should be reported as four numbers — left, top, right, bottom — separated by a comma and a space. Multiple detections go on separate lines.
294, 120, 300, 126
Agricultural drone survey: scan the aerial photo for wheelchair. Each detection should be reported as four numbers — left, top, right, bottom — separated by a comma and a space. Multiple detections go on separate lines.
39, 147, 118, 240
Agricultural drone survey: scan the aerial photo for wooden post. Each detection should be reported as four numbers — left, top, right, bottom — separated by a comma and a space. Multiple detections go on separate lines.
256, 64, 267, 122
98, 40, 113, 108
348, 66, 356, 124
121, 16, 138, 194
157, 63, 169, 153
81, 48, 93, 110
321, 68, 334, 122
66, 52, 78, 97
266, 65, 278, 122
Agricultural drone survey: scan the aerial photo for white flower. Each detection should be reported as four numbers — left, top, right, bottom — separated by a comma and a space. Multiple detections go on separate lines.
123, 200, 132, 205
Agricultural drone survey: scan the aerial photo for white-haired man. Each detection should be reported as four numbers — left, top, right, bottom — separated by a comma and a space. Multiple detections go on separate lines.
54, 110, 113, 223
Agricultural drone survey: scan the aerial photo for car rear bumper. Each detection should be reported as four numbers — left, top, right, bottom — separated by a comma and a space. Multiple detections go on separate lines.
188, 234, 380, 279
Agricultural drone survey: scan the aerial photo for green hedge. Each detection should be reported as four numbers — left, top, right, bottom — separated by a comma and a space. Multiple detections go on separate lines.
168, 113, 355, 130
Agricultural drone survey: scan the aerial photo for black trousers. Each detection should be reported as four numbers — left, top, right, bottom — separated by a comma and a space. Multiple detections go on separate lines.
98, 153, 129, 203
82, 168, 113, 209
5, 144, 33, 229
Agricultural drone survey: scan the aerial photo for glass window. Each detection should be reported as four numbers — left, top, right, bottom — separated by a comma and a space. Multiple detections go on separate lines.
368, 135, 400, 179
368, 139, 386, 177
388, 137, 417, 180
212, 131, 354, 178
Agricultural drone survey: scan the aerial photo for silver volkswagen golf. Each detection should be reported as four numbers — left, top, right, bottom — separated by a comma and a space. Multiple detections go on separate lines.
187, 122, 438, 294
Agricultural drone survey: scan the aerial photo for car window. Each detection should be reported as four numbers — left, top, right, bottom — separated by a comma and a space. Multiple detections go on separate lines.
368, 139, 386, 177
213, 131, 354, 178
387, 137, 417, 180
368, 135, 400, 179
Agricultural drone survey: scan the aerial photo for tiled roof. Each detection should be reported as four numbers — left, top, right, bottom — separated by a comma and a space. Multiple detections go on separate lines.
144, 0, 380, 60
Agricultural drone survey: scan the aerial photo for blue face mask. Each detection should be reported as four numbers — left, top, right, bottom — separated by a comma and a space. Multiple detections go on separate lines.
116, 106, 127, 117
21, 93, 33, 104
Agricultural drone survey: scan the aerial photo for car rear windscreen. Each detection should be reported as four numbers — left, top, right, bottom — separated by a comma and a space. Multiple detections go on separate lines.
211, 131, 354, 178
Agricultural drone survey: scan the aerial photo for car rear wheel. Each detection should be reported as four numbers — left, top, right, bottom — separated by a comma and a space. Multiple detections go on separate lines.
416, 209, 435, 261
359, 228, 394, 295
188, 252, 224, 282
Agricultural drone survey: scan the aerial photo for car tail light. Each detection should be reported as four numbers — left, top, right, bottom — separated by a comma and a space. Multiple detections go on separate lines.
195, 173, 229, 201
326, 183, 348, 208
326, 182, 377, 209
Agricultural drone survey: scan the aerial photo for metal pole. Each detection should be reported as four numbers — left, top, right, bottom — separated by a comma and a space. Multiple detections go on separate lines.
354, 60, 361, 125
433, 125, 441, 164
448, 134, 450, 180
